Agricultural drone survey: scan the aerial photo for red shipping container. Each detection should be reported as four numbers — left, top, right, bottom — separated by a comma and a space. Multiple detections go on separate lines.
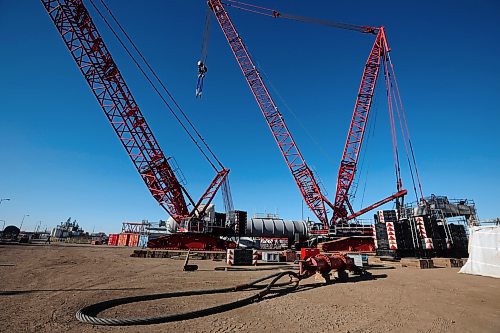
128, 234, 140, 247
107, 234, 119, 246
118, 233, 129, 246
300, 248, 320, 260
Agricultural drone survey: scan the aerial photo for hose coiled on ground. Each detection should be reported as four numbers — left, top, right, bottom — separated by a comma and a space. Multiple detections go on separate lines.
76, 270, 300, 326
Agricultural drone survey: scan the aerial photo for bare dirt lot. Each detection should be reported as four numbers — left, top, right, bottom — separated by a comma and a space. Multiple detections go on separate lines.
0, 244, 499, 333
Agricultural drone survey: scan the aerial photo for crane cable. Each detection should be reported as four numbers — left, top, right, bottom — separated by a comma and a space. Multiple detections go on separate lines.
353, 95, 379, 209
223, 1, 424, 207
256, 60, 338, 168
383, 55, 403, 193
76, 270, 300, 326
223, 0, 377, 34
386, 53, 423, 202
196, 4, 212, 98
200, 4, 212, 65
89, 0, 224, 172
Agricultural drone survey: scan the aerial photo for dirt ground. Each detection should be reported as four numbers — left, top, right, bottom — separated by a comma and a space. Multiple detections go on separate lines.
0, 244, 499, 333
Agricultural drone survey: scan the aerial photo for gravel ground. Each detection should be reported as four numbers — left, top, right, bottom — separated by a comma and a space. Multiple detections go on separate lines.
0, 244, 499, 333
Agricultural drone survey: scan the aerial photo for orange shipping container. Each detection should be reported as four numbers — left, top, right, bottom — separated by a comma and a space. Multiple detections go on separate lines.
128, 234, 140, 247
118, 233, 129, 246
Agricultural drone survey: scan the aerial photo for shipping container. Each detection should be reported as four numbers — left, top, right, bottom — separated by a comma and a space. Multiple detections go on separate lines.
107, 234, 119, 246
138, 235, 149, 248
128, 234, 140, 247
117, 233, 129, 246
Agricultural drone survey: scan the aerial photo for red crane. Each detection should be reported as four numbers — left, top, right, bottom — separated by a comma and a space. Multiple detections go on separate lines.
208, 0, 419, 231
208, 0, 334, 230
331, 27, 409, 223
40, 0, 229, 226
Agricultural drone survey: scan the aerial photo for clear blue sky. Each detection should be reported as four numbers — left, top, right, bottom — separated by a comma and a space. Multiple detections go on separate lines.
0, 1, 499, 234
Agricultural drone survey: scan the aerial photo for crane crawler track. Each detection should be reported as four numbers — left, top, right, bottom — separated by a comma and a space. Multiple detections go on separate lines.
76, 270, 299, 326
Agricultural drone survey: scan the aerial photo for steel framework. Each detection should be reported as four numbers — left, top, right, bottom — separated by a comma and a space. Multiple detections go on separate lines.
41, 0, 228, 223
210, 1, 412, 231
332, 28, 390, 222
208, 0, 333, 229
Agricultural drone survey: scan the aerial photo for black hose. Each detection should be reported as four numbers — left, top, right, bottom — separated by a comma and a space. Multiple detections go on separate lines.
76, 270, 299, 326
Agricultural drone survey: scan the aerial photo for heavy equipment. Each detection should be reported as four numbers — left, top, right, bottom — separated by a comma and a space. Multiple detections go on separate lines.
40, 0, 235, 249
207, 0, 422, 235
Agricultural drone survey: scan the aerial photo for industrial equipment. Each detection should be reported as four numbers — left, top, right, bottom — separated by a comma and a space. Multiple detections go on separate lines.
40, 0, 234, 248
207, 0, 421, 235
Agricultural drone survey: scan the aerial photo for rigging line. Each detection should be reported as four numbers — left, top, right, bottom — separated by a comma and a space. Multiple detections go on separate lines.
224, 3, 276, 17
387, 54, 424, 199
352, 94, 378, 204
279, 13, 374, 34
359, 168, 369, 209
225, 0, 274, 12
224, 0, 375, 33
256, 61, 338, 167
88, 0, 218, 172
201, 4, 212, 63
388, 65, 419, 201
96, 0, 225, 171
383, 56, 402, 190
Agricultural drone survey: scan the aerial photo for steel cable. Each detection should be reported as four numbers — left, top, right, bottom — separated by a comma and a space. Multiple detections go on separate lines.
76, 270, 299, 326
89, 0, 224, 171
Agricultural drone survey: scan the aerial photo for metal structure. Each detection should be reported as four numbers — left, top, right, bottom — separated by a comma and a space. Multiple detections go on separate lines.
208, 0, 332, 229
333, 28, 400, 222
121, 221, 151, 234
245, 218, 308, 239
208, 0, 419, 231
40, 0, 229, 227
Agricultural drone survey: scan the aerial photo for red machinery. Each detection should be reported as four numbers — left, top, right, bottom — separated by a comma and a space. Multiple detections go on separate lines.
208, 0, 422, 233
40, 0, 232, 247
147, 233, 236, 251
300, 252, 368, 283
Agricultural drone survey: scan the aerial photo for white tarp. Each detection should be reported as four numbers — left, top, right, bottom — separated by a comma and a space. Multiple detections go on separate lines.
459, 226, 500, 278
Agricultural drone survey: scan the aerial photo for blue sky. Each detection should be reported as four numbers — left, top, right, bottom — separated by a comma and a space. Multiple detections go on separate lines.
0, 1, 499, 234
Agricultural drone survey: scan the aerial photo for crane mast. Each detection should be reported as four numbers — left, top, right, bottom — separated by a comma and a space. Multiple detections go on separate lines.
41, 0, 228, 224
332, 28, 388, 222
208, 0, 332, 228
332, 28, 410, 223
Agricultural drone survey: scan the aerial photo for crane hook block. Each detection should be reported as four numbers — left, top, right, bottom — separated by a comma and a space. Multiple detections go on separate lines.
196, 60, 208, 98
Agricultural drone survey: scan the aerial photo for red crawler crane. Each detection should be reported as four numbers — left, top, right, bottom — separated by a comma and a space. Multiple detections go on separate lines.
208, 0, 420, 233
40, 0, 229, 228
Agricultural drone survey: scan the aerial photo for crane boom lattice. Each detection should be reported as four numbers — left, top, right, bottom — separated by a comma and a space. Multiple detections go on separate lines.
209, 0, 330, 227
41, 0, 228, 223
332, 28, 389, 222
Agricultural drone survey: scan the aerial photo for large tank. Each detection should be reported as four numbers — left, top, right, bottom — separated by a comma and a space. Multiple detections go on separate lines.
245, 218, 308, 240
